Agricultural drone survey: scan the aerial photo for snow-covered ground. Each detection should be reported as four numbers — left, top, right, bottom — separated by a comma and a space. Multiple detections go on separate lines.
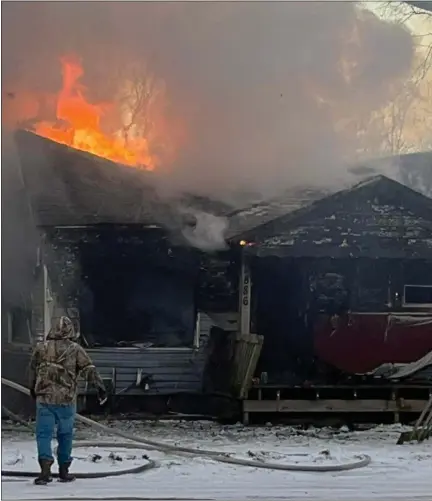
2, 419, 431, 500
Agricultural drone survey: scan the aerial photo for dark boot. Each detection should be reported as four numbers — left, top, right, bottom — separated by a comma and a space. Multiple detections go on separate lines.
34, 459, 54, 485
58, 461, 76, 482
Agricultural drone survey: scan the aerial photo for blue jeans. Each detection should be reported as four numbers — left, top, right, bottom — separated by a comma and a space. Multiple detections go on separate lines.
36, 402, 76, 465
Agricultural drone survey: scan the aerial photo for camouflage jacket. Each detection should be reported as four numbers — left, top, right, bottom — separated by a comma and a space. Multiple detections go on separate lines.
29, 316, 106, 405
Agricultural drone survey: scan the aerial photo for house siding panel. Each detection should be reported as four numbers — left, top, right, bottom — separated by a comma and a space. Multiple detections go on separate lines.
78, 313, 214, 395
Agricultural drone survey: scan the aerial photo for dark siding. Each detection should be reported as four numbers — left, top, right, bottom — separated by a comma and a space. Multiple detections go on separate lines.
79, 313, 214, 395
245, 177, 432, 259
2, 345, 34, 416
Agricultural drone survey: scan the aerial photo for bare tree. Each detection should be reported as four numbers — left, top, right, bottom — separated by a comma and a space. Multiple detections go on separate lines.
85, 47, 173, 169
346, 4, 429, 172
115, 61, 167, 149
405, 2, 432, 14
339, 3, 432, 195
368, 51, 432, 155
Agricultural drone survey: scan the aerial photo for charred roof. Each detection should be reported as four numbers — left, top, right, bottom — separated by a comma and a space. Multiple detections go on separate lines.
14, 130, 432, 257
14, 130, 232, 232
238, 175, 432, 259
226, 186, 329, 238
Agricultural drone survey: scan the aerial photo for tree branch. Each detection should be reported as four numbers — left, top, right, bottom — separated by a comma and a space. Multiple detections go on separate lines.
404, 2, 432, 14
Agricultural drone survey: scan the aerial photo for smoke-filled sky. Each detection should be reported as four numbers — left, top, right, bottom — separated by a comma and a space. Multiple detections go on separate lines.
2, 1, 415, 199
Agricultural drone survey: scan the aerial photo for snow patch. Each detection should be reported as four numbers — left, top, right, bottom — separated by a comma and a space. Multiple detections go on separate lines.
2, 421, 432, 500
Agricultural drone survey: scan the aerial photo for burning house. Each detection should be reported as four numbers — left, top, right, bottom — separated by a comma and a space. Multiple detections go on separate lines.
231, 173, 432, 384
4, 2, 432, 425
3, 128, 432, 421
2, 129, 244, 415
1, 54, 254, 418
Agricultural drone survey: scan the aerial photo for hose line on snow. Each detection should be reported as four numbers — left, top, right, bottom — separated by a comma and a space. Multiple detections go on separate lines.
2, 405, 34, 430
2, 441, 157, 478
2, 377, 372, 476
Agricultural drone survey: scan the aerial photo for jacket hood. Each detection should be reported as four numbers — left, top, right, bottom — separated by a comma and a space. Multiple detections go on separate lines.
46, 316, 77, 340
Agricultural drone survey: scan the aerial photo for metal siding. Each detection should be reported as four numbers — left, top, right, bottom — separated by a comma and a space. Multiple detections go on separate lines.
79, 313, 214, 395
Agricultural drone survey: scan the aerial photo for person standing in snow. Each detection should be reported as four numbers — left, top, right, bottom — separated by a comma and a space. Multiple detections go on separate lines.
29, 316, 107, 485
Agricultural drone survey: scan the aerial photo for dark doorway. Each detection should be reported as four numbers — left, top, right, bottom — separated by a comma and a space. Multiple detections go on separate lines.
253, 258, 314, 383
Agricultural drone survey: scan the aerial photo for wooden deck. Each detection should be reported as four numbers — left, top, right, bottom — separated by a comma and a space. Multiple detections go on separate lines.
242, 384, 432, 425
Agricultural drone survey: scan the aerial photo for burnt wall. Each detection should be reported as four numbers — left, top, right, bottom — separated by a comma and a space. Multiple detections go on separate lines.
306, 257, 432, 313
249, 177, 432, 259
251, 255, 432, 383
42, 226, 201, 347
41, 226, 238, 347
196, 250, 239, 313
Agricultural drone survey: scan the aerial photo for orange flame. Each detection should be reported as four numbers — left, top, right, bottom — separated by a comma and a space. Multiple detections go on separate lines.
32, 56, 156, 170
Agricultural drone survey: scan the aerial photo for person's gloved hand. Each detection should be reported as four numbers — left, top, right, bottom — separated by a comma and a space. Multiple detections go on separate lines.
97, 388, 108, 406
30, 388, 36, 400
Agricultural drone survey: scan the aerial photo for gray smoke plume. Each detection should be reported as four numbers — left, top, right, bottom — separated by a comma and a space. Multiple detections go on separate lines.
1, 2, 416, 302
180, 209, 229, 251
3, 2, 414, 200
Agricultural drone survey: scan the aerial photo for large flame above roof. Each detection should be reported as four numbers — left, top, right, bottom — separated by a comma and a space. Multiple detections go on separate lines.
30, 56, 163, 170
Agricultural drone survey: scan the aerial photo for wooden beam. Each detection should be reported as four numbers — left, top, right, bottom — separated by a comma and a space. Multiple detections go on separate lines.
243, 399, 428, 413
43, 264, 53, 340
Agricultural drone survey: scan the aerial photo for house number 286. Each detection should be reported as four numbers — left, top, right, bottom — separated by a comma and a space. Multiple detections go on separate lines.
242, 275, 250, 306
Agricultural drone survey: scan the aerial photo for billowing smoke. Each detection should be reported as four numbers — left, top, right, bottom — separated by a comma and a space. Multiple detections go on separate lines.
3, 2, 414, 199
180, 210, 229, 251
1, 2, 416, 302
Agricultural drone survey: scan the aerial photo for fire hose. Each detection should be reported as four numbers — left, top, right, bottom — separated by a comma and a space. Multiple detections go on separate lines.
2, 377, 371, 478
